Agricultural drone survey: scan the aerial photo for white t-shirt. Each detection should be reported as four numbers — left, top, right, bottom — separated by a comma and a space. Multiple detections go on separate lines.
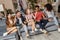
18, 18, 22, 24
45, 10, 55, 18
44, 10, 59, 26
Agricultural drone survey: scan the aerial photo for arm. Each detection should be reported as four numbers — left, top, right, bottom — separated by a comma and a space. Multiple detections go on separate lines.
42, 13, 48, 20
25, 16, 29, 23
13, 16, 17, 25
42, 13, 52, 21
32, 13, 36, 19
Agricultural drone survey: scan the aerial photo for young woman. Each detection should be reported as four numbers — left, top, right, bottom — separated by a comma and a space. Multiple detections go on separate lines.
3, 14, 17, 36
25, 8, 37, 33
44, 3, 60, 32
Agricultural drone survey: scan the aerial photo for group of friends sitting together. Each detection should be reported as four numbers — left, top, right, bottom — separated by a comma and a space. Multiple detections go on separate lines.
3, 3, 60, 39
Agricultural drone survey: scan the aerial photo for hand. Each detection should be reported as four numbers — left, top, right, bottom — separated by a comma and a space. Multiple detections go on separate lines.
24, 21, 27, 24
36, 20, 40, 22
48, 18, 52, 22
44, 18, 48, 20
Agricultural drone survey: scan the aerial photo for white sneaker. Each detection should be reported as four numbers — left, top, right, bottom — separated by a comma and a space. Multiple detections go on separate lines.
43, 30, 47, 34
35, 28, 38, 31
3, 32, 8, 36
26, 34, 29, 37
31, 31, 34, 33
58, 28, 60, 32
40, 29, 43, 32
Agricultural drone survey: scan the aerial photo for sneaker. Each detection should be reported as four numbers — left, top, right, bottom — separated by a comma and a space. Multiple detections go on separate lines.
35, 28, 38, 31
40, 29, 43, 32
26, 35, 31, 38
58, 28, 60, 32
26, 34, 29, 38
43, 30, 48, 34
31, 31, 34, 33
3, 32, 8, 36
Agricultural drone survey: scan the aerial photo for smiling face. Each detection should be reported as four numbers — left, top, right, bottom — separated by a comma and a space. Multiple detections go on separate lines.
35, 6, 40, 12
26, 9, 31, 15
16, 12, 21, 18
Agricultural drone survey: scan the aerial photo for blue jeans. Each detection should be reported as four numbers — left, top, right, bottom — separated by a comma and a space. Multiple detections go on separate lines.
36, 19, 49, 30
16, 24, 28, 40
16, 24, 28, 35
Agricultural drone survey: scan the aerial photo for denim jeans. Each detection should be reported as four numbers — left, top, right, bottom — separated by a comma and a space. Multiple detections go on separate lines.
16, 24, 28, 35
36, 19, 49, 30
16, 24, 22, 40
16, 24, 28, 40
23, 25, 28, 33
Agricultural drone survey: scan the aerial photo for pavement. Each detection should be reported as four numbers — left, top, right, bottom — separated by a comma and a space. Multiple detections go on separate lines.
0, 19, 60, 40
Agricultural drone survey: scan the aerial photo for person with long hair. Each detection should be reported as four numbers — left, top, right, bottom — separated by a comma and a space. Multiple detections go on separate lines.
3, 14, 17, 36
44, 3, 60, 32
25, 8, 37, 33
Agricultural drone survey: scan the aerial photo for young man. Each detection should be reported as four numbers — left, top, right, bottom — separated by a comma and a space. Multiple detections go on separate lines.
15, 10, 29, 38
34, 6, 49, 34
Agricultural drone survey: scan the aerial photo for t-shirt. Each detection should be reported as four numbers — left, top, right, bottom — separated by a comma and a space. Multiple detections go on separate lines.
34, 11, 44, 21
45, 11, 55, 18
25, 14, 33, 20
18, 18, 22, 24
25, 14, 34, 22
44, 10, 59, 26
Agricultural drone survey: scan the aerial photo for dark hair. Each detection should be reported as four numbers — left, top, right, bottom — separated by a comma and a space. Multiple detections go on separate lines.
35, 5, 39, 9
35, 5, 40, 11
6, 14, 11, 25
16, 10, 20, 14
6, 14, 11, 20
6, 14, 15, 28
44, 3, 53, 11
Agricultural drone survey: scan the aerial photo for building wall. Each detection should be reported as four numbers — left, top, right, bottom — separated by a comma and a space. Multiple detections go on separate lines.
37, 0, 47, 4
58, 0, 60, 5
21, 0, 27, 10
42, 0, 47, 4
0, 0, 15, 12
